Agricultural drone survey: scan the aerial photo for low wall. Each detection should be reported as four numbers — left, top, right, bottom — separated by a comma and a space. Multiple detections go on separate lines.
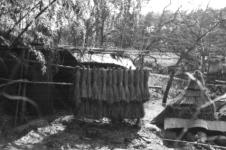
148, 73, 188, 99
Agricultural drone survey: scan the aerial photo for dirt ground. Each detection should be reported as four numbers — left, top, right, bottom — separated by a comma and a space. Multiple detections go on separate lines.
0, 99, 171, 150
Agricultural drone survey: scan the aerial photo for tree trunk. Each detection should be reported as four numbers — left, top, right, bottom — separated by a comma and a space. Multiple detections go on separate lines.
162, 71, 175, 106
93, 0, 100, 46
100, 19, 105, 46
162, 56, 182, 106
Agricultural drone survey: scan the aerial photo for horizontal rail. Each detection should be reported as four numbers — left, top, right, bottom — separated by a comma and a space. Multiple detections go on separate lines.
0, 77, 73, 88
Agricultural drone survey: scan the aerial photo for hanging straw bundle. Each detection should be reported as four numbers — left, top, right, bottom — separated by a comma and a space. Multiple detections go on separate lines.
112, 69, 119, 102
124, 69, 130, 103
139, 69, 144, 101
128, 69, 135, 101
101, 69, 107, 101
74, 67, 150, 120
92, 68, 99, 101
74, 69, 81, 105
81, 69, 88, 99
134, 69, 142, 101
118, 69, 126, 101
107, 69, 114, 104
96, 69, 102, 101
143, 70, 150, 102
87, 68, 92, 98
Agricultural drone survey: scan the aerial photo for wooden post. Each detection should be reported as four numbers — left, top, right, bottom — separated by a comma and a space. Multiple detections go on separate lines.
15, 49, 25, 126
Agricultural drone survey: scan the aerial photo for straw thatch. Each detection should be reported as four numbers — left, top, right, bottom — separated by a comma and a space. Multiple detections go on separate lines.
152, 71, 216, 128
166, 71, 216, 120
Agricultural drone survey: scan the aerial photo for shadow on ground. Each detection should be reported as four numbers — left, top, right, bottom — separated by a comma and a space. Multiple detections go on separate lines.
40, 120, 141, 150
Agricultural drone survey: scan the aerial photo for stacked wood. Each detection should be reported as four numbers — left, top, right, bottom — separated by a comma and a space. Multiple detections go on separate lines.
73, 68, 150, 120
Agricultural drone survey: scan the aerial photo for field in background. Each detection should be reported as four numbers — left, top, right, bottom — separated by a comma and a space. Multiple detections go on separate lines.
144, 52, 179, 67
148, 73, 187, 100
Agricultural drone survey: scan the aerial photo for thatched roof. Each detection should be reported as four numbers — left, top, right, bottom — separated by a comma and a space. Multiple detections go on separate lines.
152, 71, 216, 128
75, 53, 136, 69
56, 45, 136, 69
167, 72, 215, 120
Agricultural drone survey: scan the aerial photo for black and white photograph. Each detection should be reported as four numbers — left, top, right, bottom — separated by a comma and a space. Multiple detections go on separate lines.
1, 0, 226, 149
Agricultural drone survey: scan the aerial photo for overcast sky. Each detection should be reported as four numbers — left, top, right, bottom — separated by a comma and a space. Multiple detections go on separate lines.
141, 0, 226, 14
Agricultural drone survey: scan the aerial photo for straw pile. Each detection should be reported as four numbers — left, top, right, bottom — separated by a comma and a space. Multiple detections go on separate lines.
165, 71, 216, 121
73, 68, 150, 119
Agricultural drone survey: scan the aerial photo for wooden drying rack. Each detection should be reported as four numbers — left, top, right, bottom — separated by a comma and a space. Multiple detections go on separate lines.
0, 46, 159, 88
56, 45, 151, 55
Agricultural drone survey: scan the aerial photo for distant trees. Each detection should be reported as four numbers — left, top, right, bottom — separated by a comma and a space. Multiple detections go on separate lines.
0, 0, 148, 48
2, 0, 226, 106
151, 8, 226, 105
1, 0, 226, 55
2, 0, 226, 76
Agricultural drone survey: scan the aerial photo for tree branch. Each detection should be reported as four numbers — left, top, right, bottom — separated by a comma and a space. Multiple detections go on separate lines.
162, 19, 222, 106
7, 1, 41, 36
11, 0, 57, 47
